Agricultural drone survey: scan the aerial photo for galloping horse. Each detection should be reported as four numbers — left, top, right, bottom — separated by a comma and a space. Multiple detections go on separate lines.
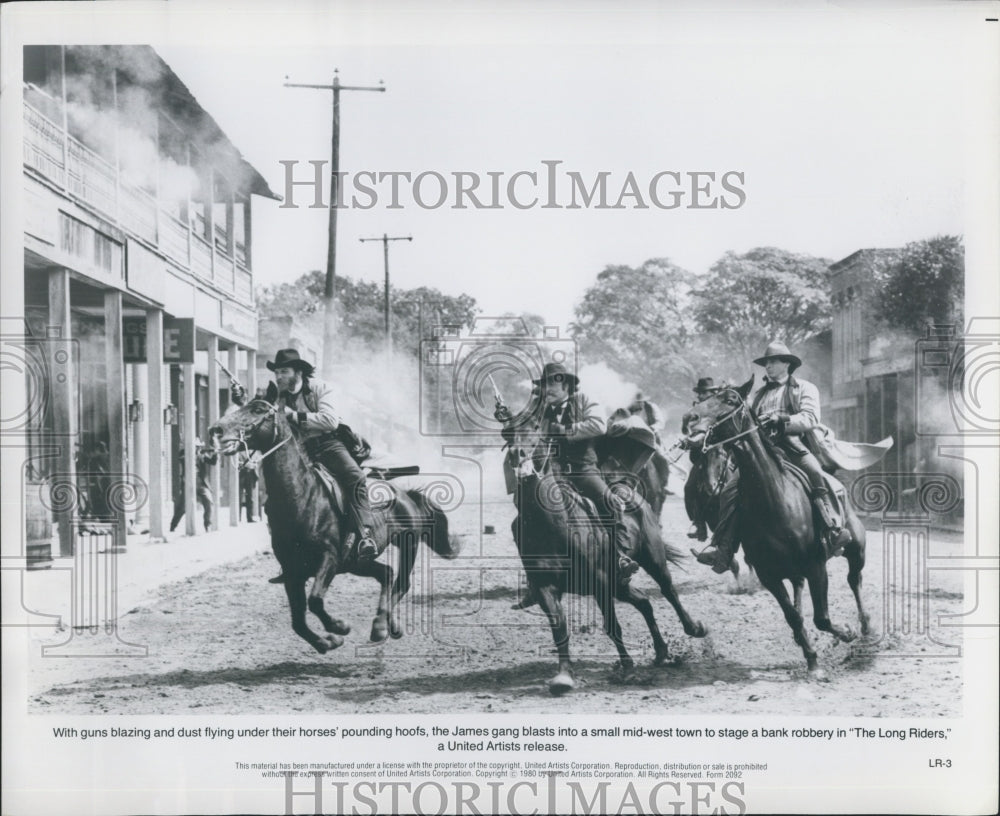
508, 429, 707, 694
684, 383, 870, 673
684, 445, 732, 536
210, 399, 459, 654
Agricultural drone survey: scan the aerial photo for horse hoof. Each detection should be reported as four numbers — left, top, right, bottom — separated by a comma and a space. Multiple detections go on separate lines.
330, 619, 351, 636
687, 621, 708, 638
839, 626, 857, 644
370, 621, 389, 643
389, 618, 404, 640
548, 673, 575, 696
653, 651, 673, 667
808, 667, 830, 682
315, 634, 344, 654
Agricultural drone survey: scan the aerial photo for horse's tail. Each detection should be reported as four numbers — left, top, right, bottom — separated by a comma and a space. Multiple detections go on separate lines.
408, 488, 462, 560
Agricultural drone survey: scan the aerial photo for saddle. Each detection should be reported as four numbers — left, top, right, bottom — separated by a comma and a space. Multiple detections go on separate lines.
310, 464, 406, 518
783, 460, 847, 519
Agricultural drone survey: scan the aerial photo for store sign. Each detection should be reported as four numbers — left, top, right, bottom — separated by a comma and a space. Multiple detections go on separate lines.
123, 317, 195, 363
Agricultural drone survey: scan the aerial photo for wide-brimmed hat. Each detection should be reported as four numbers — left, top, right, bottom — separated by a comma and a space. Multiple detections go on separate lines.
532, 361, 579, 390
753, 341, 801, 373
693, 377, 717, 393
265, 348, 315, 376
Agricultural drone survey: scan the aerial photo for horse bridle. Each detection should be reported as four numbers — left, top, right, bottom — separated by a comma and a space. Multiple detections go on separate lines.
701, 390, 761, 453
228, 399, 291, 469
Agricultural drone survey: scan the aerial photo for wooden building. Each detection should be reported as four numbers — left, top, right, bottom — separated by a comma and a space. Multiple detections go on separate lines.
17, 45, 277, 561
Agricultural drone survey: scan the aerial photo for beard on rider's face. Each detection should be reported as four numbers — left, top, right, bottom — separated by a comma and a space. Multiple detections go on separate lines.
543, 379, 569, 404
274, 367, 301, 394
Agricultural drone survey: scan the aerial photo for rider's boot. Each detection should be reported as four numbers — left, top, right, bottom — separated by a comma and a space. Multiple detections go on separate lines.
692, 539, 734, 574
812, 487, 850, 557
615, 522, 641, 586
687, 520, 708, 541
268, 573, 285, 584
357, 526, 378, 560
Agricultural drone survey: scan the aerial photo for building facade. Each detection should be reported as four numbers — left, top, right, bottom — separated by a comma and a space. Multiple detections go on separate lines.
18, 45, 276, 561
826, 248, 961, 524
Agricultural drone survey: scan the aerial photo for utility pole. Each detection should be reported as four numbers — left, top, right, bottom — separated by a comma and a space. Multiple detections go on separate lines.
285, 70, 385, 378
359, 233, 412, 358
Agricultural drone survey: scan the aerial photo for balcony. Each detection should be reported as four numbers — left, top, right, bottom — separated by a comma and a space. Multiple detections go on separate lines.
23, 94, 255, 306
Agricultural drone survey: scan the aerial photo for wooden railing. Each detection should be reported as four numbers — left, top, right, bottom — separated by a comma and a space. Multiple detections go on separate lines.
159, 213, 189, 266
24, 96, 255, 306
23, 102, 66, 186
191, 234, 213, 280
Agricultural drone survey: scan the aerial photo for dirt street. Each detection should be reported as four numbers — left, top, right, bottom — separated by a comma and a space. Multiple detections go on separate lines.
27, 481, 963, 717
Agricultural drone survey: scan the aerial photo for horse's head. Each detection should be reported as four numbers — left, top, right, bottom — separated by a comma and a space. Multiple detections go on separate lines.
209, 399, 281, 458
684, 379, 755, 452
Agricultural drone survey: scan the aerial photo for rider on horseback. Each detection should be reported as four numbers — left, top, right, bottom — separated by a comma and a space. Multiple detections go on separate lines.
681, 376, 722, 542
693, 342, 852, 573
504, 361, 641, 585
232, 349, 379, 567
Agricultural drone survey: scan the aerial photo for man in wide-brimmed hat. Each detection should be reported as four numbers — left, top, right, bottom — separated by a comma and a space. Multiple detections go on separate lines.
233, 349, 378, 573
501, 361, 641, 585
693, 341, 851, 573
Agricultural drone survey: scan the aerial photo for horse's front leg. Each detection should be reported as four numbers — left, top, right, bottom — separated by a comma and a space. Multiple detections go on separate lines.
351, 559, 397, 643
756, 567, 819, 673
642, 547, 707, 640
617, 582, 669, 667
307, 549, 351, 636
806, 564, 856, 644
285, 577, 344, 653
535, 584, 574, 695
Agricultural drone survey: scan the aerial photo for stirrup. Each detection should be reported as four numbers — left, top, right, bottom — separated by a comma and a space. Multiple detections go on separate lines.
617, 555, 640, 584
357, 529, 378, 560
827, 527, 850, 557
692, 545, 732, 574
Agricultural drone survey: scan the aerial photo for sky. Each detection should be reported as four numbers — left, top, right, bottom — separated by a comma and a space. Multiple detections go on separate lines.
6, 1, 994, 332
139, 1, 987, 330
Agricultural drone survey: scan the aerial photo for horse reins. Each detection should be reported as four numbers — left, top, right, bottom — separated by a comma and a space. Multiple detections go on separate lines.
228, 400, 291, 470
701, 392, 761, 452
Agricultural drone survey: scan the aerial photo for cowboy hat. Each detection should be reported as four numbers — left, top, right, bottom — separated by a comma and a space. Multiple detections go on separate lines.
532, 361, 579, 390
753, 341, 801, 373
693, 377, 717, 393
265, 348, 316, 376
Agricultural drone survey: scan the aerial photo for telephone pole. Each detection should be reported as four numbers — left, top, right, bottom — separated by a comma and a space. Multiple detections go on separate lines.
285, 70, 385, 378
359, 233, 412, 358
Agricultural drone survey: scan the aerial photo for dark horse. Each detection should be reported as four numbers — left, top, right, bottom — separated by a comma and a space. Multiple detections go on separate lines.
685, 384, 870, 673
603, 411, 671, 518
210, 399, 460, 653
508, 430, 707, 694
683, 444, 743, 579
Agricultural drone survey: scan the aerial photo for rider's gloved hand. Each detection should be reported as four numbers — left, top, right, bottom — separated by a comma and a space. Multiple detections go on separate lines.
762, 412, 790, 430
546, 421, 567, 437
494, 404, 512, 422
231, 383, 247, 406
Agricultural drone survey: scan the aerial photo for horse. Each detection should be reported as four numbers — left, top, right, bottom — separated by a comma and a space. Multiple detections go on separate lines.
682, 442, 746, 580
603, 410, 671, 518
684, 383, 870, 673
507, 430, 707, 694
209, 399, 460, 654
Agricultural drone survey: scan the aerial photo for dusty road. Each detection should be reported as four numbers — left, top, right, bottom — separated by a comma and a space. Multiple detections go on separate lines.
27, 479, 963, 717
